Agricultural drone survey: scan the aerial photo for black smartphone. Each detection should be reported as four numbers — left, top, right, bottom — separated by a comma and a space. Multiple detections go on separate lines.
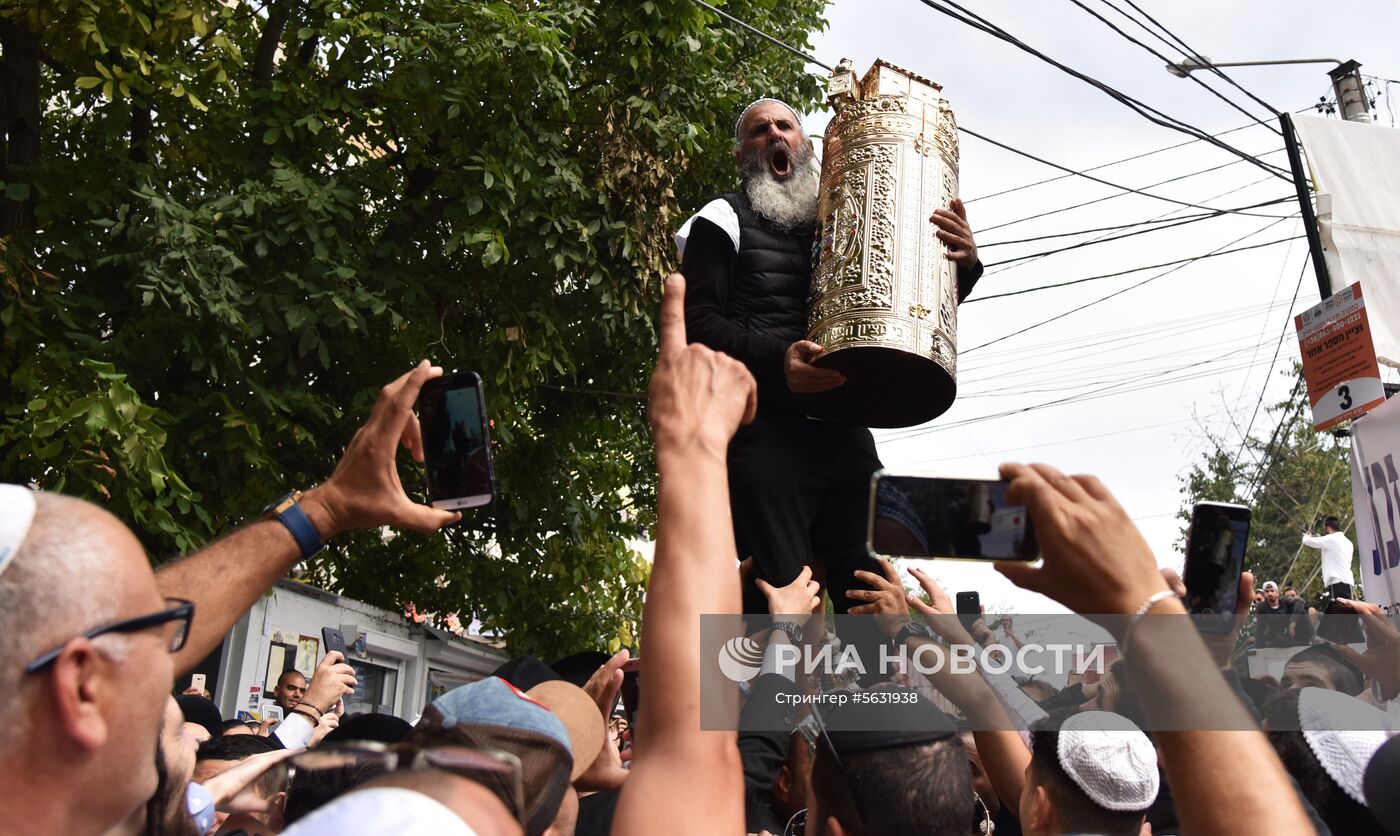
321, 626, 347, 659
620, 658, 641, 729
416, 372, 495, 510
1316, 600, 1364, 644
868, 472, 1037, 561
956, 591, 981, 630
1182, 502, 1251, 634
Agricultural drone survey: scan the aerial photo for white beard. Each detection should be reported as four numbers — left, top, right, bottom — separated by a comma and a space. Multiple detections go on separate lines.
742, 145, 820, 232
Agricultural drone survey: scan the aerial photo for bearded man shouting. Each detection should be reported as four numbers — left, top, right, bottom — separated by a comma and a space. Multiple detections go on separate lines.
674, 97, 983, 618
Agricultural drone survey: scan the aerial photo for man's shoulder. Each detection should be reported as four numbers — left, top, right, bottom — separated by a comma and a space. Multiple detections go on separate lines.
675, 194, 742, 257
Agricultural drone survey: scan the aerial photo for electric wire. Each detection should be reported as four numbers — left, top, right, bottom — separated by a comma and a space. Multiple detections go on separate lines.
981, 172, 1288, 282
982, 197, 1294, 265
877, 342, 1294, 443
1228, 257, 1310, 476
960, 215, 1297, 354
969, 230, 1300, 302
961, 127, 1289, 217
1112, 0, 1284, 117
1064, 0, 1281, 132
960, 297, 1297, 373
911, 0, 1292, 181
977, 157, 1290, 236
965, 117, 1267, 203
978, 199, 1289, 248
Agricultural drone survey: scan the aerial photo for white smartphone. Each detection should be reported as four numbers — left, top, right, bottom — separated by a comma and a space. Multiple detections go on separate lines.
259, 701, 284, 723
190, 673, 206, 693
416, 372, 495, 510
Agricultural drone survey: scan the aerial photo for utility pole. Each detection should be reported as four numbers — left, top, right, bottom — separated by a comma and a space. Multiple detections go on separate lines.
1165, 56, 1374, 300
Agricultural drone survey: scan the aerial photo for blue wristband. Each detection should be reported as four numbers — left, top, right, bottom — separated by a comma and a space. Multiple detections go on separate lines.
266, 491, 324, 559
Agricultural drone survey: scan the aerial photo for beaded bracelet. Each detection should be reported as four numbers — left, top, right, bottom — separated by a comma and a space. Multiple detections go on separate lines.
1122, 589, 1178, 655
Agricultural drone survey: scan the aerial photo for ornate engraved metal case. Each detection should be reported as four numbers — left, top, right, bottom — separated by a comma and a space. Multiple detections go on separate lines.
808, 59, 959, 428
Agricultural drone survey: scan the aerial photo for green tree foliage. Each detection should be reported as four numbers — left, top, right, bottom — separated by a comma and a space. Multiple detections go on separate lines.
0, 0, 828, 657
1176, 369, 1357, 601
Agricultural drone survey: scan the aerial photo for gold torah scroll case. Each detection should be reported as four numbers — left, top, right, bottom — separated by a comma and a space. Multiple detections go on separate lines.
807, 59, 961, 428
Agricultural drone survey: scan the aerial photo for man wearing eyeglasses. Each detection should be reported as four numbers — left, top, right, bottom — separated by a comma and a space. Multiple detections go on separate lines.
0, 360, 462, 835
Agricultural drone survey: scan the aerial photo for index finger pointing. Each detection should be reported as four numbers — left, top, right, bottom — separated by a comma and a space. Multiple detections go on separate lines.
659, 273, 687, 355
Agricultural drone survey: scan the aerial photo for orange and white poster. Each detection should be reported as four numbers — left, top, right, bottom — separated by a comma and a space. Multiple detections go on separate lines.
1295, 282, 1386, 432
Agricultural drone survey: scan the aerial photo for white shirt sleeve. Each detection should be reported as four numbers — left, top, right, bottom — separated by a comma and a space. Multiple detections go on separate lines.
272, 711, 315, 750
281, 787, 479, 835
1302, 534, 1328, 549
674, 198, 740, 259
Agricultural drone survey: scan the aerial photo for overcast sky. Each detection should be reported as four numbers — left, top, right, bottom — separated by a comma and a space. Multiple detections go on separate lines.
791, 0, 1400, 614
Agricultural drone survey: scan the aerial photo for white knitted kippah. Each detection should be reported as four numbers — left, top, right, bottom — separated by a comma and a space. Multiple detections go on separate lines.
1298, 687, 1394, 805
1057, 711, 1160, 812
0, 484, 37, 581
734, 97, 803, 142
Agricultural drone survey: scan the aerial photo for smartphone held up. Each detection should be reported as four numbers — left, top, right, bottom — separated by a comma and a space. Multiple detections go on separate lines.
867, 471, 1037, 561
1182, 502, 1251, 634
416, 372, 496, 510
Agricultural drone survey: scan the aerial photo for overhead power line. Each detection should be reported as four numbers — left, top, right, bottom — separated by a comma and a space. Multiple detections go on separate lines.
1111, 0, 1283, 117
687, 0, 833, 70
961, 127, 1288, 217
961, 214, 1296, 353
1228, 257, 1310, 477
1064, 0, 1280, 132
965, 117, 1275, 203
911, 0, 1292, 182
969, 231, 1300, 302
977, 154, 1289, 236
981, 197, 1294, 264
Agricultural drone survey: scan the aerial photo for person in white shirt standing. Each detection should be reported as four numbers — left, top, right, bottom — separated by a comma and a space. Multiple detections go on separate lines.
1302, 516, 1356, 600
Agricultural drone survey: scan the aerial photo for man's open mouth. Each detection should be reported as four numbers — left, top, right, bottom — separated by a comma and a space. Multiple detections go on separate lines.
770, 146, 792, 178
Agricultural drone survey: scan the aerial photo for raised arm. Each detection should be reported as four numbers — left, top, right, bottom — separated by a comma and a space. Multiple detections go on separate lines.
995, 463, 1309, 836
612, 273, 757, 836
157, 360, 460, 675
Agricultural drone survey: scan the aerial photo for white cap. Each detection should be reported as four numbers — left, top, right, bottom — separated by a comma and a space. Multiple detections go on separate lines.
1261, 581, 1279, 592
0, 484, 37, 581
734, 97, 803, 142
1299, 687, 1393, 805
1057, 711, 1160, 812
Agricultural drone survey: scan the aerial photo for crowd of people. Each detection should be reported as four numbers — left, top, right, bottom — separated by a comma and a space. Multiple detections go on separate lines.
2, 272, 1397, 836
3, 94, 1399, 836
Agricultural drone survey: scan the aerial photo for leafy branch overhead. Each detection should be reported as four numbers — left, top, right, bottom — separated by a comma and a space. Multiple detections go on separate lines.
0, 0, 828, 658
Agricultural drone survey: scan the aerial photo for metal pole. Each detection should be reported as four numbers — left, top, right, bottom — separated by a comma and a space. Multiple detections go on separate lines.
1280, 112, 1332, 300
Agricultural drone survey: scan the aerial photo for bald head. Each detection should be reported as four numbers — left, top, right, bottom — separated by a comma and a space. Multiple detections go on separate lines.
0, 492, 158, 742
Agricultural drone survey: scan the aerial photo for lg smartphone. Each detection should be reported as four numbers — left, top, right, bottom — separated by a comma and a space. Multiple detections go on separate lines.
956, 591, 981, 630
1182, 502, 1251, 633
868, 472, 1037, 561
189, 673, 206, 693
322, 627, 347, 659
417, 372, 495, 510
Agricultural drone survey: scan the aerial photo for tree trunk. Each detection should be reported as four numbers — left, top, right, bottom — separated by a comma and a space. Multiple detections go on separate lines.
0, 19, 41, 236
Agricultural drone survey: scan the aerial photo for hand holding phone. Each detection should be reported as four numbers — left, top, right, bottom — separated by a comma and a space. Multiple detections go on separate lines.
869, 472, 1037, 561
955, 591, 982, 631
416, 372, 495, 510
322, 627, 348, 659
190, 673, 206, 693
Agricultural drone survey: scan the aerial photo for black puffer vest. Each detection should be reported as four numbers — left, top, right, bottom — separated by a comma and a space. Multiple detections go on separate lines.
722, 189, 814, 346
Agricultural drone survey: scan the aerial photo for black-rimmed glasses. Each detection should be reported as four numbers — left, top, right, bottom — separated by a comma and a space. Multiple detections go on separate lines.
24, 597, 194, 674
285, 741, 526, 826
